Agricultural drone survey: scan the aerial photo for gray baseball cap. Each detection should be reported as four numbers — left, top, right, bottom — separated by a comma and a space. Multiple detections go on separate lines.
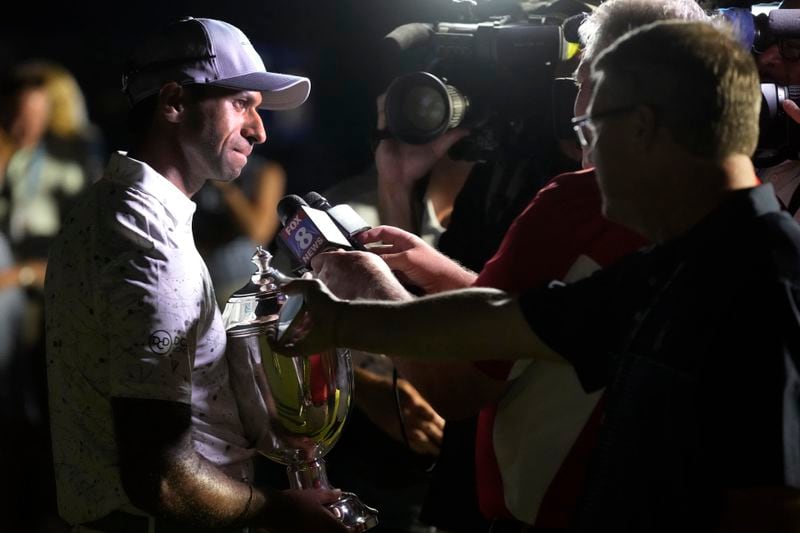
122, 17, 311, 110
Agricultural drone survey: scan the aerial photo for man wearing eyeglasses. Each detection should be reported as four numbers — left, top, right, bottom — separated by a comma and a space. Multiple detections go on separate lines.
277, 20, 800, 532
307, 0, 709, 530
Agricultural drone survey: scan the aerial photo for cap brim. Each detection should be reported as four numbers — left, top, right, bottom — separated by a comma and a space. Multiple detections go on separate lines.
210, 72, 311, 110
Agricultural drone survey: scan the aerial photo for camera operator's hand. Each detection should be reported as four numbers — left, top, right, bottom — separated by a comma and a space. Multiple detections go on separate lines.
375, 93, 470, 232
783, 99, 800, 124
358, 225, 477, 294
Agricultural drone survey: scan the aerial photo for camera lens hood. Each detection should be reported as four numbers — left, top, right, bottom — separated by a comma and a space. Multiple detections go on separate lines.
385, 71, 468, 144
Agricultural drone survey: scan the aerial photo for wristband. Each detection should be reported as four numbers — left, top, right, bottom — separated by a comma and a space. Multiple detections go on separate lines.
236, 484, 253, 523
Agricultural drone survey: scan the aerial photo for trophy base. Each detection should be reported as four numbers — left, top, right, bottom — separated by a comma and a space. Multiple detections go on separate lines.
327, 492, 379, 532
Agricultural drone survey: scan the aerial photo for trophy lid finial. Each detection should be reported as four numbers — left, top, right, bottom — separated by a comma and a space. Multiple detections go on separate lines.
251, 246, 272, 276
222, 247, 289, 333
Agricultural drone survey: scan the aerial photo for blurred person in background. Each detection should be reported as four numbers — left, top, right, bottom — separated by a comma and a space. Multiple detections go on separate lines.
0, 60, 104, 261
0, 59, 103, 532
0, 60, 104, 342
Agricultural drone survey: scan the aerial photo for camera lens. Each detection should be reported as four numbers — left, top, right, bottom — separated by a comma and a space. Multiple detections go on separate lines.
403, 86, 447, 131
385, 71, 469, 144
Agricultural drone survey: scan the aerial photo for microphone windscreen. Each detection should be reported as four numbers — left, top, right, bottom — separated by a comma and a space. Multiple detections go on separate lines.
277, 195, 307, 226
303, 191, 332, 210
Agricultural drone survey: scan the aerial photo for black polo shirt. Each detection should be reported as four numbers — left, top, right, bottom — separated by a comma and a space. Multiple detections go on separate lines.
519, 184, 800, 532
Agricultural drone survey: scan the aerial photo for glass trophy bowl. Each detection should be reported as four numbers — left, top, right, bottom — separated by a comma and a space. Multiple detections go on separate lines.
223, 248, 378, 532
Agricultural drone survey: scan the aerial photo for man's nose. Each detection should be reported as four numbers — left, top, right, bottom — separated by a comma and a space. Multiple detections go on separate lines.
244, 110, 267, 145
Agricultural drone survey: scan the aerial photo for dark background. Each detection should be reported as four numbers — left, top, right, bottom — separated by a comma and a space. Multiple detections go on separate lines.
0, 0, 463, 195
0, 0, 751, 195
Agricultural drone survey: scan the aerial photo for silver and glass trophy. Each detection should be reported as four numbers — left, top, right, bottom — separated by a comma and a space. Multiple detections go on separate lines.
223, 247, 378, 532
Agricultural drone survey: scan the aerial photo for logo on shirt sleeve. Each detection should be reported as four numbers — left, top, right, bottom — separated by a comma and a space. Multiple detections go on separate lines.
149, 330, 172, 354
149, 330, 188, 355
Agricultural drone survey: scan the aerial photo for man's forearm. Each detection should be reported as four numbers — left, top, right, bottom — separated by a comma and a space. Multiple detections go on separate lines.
353, 278, 511, 418
115, 398, 264, 528
335, 288, 562, 363
148, 450, 263, 527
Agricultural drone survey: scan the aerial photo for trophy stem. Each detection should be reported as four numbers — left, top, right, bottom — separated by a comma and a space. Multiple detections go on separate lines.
287, 459, 332, 490
286, 459, 379, 531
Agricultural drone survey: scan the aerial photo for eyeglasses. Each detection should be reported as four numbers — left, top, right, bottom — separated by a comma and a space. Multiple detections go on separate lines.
571, 106, 637, 148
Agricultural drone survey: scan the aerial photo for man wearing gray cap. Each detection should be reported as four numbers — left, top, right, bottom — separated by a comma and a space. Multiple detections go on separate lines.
44, 17, 347, 533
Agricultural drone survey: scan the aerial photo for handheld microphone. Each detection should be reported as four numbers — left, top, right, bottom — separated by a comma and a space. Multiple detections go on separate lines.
302, 191, 425, 296
303, 191, 332, 210
303, 191, 371, 250
276, 194, 352, 268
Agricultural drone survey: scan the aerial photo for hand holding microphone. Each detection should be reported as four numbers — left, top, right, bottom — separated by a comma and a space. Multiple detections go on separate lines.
300, 191, 426, 296
276, 194, 352, 270
310, 249, 411, 302
303, 191, 371, 250
357, 225, 478, 294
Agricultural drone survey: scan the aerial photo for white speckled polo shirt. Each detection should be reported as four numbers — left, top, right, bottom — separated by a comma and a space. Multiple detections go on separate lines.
45, 152, 254, 525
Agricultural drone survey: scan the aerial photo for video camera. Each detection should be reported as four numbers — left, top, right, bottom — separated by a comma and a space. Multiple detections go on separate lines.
722, 6, 800, 160
381, 0, 585, 161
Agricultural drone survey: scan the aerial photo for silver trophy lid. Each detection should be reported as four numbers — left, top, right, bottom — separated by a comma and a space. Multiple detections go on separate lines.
222, 246, 291, 336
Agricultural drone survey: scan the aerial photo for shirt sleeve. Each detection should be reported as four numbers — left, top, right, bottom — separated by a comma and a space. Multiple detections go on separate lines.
99, 210, 195, 404
517, 256, 642, 392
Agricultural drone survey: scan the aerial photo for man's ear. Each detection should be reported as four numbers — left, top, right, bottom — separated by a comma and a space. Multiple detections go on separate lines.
630, 104, 658, 152
157, 82, 185, 124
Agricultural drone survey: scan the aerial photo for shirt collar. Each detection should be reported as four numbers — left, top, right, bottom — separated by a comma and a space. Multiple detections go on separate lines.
746, 182, 782, 216
701, 183, 780, 227
106, 151, 197, 227
663, 184, 781, 255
